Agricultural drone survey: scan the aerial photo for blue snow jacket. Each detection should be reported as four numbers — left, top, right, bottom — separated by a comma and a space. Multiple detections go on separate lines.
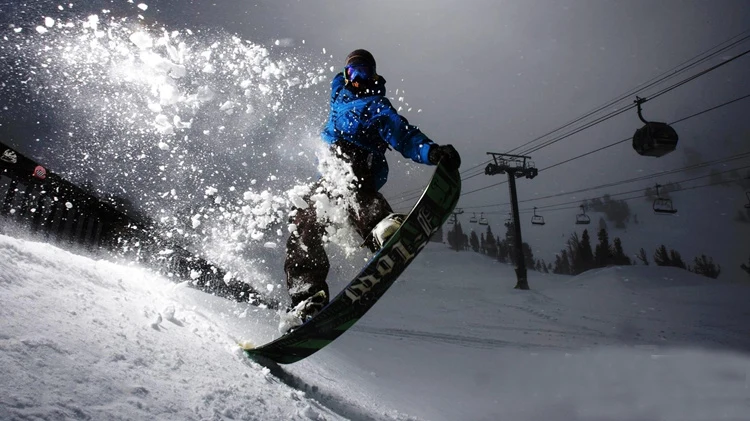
321, 72, 435, 191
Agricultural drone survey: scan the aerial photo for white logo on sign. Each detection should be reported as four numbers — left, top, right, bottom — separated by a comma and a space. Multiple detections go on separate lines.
1, 149, 17, 164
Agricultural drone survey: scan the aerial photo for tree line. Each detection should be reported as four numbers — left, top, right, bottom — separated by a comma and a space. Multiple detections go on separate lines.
447, 221, 539, 272
447, 220, 726, 279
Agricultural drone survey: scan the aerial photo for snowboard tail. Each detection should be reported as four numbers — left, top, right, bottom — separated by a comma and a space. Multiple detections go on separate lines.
243, 162, 461, 364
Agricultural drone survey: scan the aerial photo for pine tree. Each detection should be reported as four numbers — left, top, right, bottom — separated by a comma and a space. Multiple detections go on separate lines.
553, 254, 563, 274
690, 254, 721, 279
594, 228, 612, 267
611, 238, 631, 265
636, 248, 649, 265
484, 225, 497, 257
567, 230, 594, 274
653, 245, 690, 270
579, 229, 594, 270
469, 231, 480, 252
480, 233, 486, 254
553, 249, 572, 275
561, 250, 572, 275
447, 221, 464, 251
497, 237, 509, 263
654, 245, 671, 266
540, 259, 549, 273
669, 249, 687, 269
566, 233, 581, 273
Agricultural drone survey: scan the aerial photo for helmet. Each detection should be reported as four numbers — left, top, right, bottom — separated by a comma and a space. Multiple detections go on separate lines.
345, 49, 376, 68
344, 49, 377, 84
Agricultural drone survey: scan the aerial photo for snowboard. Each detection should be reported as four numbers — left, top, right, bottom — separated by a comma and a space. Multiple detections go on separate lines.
242, 161, 461, 364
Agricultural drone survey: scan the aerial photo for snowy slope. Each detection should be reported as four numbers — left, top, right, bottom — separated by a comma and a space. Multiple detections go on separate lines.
2, 234, 750, 421
0, 234, 347, 420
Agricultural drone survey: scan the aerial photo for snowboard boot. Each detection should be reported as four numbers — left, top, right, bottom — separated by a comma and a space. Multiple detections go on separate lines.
294, 289, 328, 321
279, 290, 329, 334
370, 213, 406, 251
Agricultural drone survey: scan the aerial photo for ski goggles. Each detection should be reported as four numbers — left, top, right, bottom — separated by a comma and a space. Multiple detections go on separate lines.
345, 64, 376, 82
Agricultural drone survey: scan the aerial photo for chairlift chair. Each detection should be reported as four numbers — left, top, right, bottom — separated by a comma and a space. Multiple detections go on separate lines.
653, 183, 678, 214
575, 205, 591, 225
653, 198, 678, 214
504, 213, 512, 228
469, 212, 478, 223
478, 212, 488, 226
531, 207, 545, 226
632, 97, 679, 157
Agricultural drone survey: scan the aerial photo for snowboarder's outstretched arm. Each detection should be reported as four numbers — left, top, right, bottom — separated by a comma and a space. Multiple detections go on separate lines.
373, 97, 435, 165
372, 99, 460, 170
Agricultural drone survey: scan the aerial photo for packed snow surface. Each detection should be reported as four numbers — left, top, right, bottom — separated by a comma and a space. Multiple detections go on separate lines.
1, 234, 749, 421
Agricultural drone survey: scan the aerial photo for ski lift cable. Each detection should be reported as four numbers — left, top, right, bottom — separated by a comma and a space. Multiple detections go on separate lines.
387, 158, 492, 203
517, 46, 750, 157
519, 105, 636, 156
391, 32, 750, 203
646, 48, 750, 103
527, 164, 750, 213
391, 45, 750, 205
464, 158, 750, 213
458, 159, 494, 176
463, 154, 750, 212
391, 68, 750, 207
456, 91, 750, 200
505, 29, 750, 156
389, 162, 499, 207
669, 93, 750, 125
461, 139, 750, 201
474, 169, 750, 218
519, 49, 750, 157
525, 151, 750, 204
538, 92, 750, 174
516, 175, 749, 216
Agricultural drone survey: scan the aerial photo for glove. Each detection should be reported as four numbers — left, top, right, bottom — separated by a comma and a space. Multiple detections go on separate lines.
428, 144, 461, 171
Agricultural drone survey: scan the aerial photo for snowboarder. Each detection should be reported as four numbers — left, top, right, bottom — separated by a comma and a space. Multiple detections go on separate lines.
284, 49, 461, 325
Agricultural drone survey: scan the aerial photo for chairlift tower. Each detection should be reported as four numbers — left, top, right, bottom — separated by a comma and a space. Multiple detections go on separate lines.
485, 152, 538, 290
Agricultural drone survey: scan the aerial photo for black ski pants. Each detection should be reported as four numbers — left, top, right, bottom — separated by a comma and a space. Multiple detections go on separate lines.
283, 143, 393, 307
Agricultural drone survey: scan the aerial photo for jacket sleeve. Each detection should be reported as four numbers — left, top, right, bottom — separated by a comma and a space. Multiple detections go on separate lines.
373, 98, 435, 165
330, 73, 346, 105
